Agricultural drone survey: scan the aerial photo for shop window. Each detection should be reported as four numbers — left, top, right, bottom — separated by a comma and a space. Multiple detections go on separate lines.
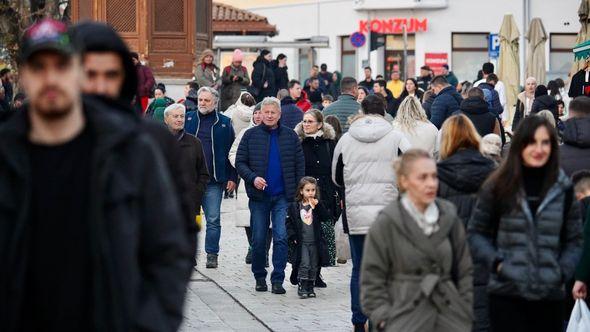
550, 33, 577, 79
384, 34, 415, 80
451, 32, 489, 83
341, 36, 356, 78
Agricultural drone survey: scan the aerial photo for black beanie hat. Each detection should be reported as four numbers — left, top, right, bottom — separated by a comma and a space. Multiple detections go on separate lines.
535, 85, 548, 98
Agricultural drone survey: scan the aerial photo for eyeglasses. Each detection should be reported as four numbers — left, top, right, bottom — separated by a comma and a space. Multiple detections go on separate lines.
302, 120, 317, 124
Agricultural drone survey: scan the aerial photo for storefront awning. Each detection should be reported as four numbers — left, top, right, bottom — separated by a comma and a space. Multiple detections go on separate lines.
212, 36, 330, 49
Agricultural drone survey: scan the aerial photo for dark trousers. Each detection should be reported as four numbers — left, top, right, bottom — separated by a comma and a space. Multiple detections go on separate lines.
489, 294, 563, 332
245, 227, 272, 252
349, 234, 367, 325
298, 242, 318, 281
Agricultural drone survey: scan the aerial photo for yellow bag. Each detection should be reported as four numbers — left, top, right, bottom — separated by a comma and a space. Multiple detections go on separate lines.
195, 207, 203, 232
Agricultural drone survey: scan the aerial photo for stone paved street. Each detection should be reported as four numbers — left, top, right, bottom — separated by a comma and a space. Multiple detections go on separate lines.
181, 187, 353, 331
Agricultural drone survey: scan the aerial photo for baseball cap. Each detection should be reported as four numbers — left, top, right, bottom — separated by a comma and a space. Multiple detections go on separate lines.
442, 64, 449, 70
420, 65, 431, 71
18, 19, 75, 63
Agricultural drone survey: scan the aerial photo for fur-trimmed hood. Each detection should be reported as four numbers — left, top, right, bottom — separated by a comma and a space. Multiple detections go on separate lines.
294, 122, 336, 141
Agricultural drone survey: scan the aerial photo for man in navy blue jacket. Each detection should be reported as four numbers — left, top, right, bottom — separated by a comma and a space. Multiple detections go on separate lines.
185, 86, 237, 269
236, 97, 305, 294
429, 75, 463, 129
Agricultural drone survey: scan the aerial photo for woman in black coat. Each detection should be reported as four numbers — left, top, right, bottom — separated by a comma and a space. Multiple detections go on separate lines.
292, 109, 339, 286
438, 114, 496, 332
250, 50, 276, 101
271, 53, 289, 91
468, 116, 582, 332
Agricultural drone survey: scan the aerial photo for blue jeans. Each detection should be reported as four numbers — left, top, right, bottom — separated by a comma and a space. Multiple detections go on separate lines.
249, 195, 288, 284
349, 234, 367, 325
202, 182, 224, 255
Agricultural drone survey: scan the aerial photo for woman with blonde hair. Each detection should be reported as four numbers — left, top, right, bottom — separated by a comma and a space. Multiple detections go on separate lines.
393, 96, 438, 155
361, 149, 473, 332
195, 49, 221, 89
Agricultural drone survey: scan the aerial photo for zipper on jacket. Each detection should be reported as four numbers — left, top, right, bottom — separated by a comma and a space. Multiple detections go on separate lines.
211, 112, 220, 181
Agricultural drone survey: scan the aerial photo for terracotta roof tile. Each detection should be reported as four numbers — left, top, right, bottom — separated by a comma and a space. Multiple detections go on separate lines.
213, 2, 268, 22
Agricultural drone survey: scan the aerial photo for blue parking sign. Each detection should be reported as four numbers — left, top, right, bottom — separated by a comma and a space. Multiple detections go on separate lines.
489, 34, 500, 58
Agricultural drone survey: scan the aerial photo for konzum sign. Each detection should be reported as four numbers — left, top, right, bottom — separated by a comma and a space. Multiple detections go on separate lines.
358, 18, 428, 34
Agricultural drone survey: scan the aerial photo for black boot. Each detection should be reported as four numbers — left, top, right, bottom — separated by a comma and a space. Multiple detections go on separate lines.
307, 280, 316, 298
297, 280, 306, 298
245, 247, 252, 264
315, 269, 327, 288
206, 254, 218, 268
290, 266, 299, 285
255, 278, 268, 292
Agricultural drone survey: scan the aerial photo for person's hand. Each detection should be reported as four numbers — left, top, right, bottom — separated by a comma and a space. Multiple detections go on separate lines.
232, 76, 238, 82
263, 81, 268, 88
573, 281, 587, 299
254, 177, 267, 190
226, 181, 236, 192
496, 262, 503, 274
309, 198, 318, 209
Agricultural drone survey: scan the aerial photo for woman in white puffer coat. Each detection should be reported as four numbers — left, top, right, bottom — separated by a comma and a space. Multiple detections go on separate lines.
224, 91, 256, 136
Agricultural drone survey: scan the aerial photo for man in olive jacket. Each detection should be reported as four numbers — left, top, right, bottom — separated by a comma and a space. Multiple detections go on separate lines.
323, 77, 360, 133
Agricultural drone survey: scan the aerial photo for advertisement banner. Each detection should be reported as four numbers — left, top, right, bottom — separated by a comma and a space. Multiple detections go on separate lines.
424, 53, 448, 75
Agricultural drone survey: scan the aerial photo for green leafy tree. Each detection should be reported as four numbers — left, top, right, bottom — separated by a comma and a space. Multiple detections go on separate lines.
0, 0, 68, 69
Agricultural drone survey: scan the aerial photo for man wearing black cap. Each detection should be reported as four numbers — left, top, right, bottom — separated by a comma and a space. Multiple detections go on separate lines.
416, 65, 433, 91
0, 19, 190, 331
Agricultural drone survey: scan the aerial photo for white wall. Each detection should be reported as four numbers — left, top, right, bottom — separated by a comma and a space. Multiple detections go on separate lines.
245, 0, 580, 83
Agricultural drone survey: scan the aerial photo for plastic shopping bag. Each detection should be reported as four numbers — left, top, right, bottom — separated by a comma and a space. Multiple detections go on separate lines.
335, 216, 351, 261
566, 299, 590, 332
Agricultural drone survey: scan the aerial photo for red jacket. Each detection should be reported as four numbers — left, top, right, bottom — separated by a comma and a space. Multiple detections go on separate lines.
296, 90, 312, 112
136, 64, 155, 97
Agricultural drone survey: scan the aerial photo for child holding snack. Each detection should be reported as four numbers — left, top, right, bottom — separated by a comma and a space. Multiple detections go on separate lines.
286, 177, 331, 298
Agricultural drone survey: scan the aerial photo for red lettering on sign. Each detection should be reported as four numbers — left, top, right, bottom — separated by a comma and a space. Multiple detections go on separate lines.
370, 20, 382, 33
414, 18, 427, 32
382, 19, 394, 33
359, 20, 368, 34
357, 18, 427, 35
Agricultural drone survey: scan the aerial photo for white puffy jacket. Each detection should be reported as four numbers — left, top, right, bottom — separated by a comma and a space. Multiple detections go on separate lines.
332, 115, 411, 235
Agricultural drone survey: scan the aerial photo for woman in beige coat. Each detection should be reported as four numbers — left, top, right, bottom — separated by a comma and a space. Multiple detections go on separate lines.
360, 149, 473, 332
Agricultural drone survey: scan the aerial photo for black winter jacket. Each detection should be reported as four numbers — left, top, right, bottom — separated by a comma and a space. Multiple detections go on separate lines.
0, 102, 191, 332
286, 202, 331, 268
531, 94, 558, 123
560, 117, 590, 176
279, 97, 304, 130
251, 58, 276, 100
459, 97, 498, 137
430, 86, 463, 129
236, 123, 305, 202
468, 170, 583, 301
437, 148, 495, 332
294, 123, 340, 219
177, 131, 210, 215
271, 60, 289, 91
437, 149, 495, 225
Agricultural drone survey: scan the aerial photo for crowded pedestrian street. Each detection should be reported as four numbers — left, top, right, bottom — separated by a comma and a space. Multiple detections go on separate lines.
2, 1, 590, 332
181, 191, 352, 331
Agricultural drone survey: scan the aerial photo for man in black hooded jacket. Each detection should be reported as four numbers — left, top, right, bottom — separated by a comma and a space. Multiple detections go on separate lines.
72, 21, 204, 268
0, 19, 190, 332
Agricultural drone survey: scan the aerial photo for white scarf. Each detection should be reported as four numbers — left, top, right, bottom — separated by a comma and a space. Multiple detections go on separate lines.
401, 193, 440, 236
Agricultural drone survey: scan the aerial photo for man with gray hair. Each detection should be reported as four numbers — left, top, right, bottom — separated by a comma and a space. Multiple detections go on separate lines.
185, 87, 237, 268
236, 97, 305, 294
165, 103, 210, 266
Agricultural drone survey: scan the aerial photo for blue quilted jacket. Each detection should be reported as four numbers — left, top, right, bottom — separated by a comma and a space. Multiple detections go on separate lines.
235, 123, 305, 201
